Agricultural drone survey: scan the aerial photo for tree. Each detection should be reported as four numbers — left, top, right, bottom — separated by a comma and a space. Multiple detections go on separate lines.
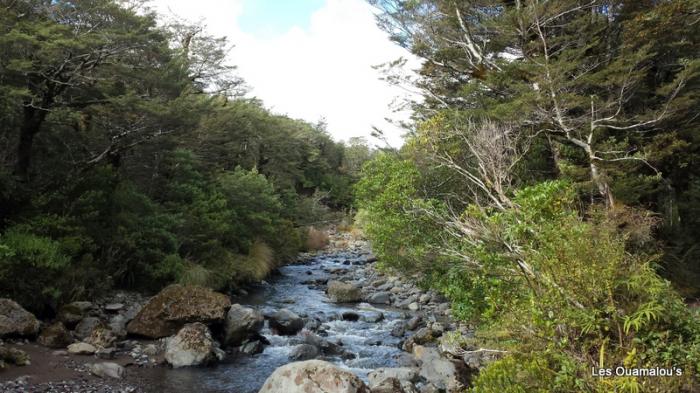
0, 1, 170, 178
372, 0, 699, 207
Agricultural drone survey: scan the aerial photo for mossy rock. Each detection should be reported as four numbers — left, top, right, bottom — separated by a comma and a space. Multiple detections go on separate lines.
126, 285, 231, 339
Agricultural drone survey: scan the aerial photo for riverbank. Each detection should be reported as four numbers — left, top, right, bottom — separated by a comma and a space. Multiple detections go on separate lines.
1, 231, 482, 392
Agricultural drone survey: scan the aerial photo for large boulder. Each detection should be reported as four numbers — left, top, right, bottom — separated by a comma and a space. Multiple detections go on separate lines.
164, 323, 224, 368
0, 299, 40, 337
223, 304, 263, 346
127, 285, 231, 338
327, 281, 362, 303
37, 322, 73, 348
412, 345, 469, 392
268, 309, 304, 336
259, 360, 370, 393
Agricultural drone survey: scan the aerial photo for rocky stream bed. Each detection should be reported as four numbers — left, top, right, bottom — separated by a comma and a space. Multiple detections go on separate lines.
0, 236, 491, 392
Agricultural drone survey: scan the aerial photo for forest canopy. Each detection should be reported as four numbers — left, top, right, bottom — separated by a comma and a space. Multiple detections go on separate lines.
0, 0, 372, 314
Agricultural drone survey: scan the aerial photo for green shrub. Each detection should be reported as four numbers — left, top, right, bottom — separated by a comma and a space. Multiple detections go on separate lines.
358, 174, 700, 392
354, 153, 446, 272
0, 228, 70, 313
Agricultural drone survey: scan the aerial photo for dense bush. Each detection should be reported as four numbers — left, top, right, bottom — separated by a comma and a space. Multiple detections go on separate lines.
359, 1, 700, 390
357, 173, 700, 391
0, 0, 373, 313
0, 229, 70, 314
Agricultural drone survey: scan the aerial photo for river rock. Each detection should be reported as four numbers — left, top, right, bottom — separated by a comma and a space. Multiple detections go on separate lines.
302, 331, 344, 356
411, 327, 434, 345
430, 323, 445, 336
259, 360, 370, 393
57, 301, 93, 327
240, 340, 264, 355
109, 315, 128, 338
89, 362, 125, 379
67, 342, 97, 355
342, 311, 360, 321
127, 284, 231, 338
268, 309, 304, 335
74, 317, 107, 340
407, 302, 420, 312
104, 303, 124, 312
143, 344, 160, 356
0, 299, 40, 337
96, 347, 116, 359
367, 291, 392, 305
224, 304, 264, 346
406, 316, 422, 331
37, 322, 73, 348
395, 353, 420, 368
419, 384, 440, 393
362, 311, 385, 323
391, 323, 406, 337
327, 281, 362, 303
368, 367, 419, 387
412, 345, 469, 392
289, 343, 320, 360
370, 378, 406, 393
84, 326, 117, 349
164, 322, 225, 368
0, 346, 30, 366
371, 279, 387, 287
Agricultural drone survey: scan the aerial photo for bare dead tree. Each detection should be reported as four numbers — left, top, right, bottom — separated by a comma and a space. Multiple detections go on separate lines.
426, 119, 531, 210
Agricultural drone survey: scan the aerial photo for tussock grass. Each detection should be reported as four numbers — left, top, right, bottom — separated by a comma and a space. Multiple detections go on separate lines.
177, 240, 275, 290
242, 240, 275, 281
178, 262, 217, 288
305, 226, 329, 251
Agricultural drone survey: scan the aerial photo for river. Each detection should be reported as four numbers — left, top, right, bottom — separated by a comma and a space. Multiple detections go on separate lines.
131, 248, 409, 393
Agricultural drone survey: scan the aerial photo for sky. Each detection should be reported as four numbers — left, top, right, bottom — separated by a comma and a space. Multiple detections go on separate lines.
149, 0, 421, 147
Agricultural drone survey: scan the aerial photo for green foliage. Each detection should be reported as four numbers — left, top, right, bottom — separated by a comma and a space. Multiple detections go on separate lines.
0, 228, 70, 313
0, 0, 371, 310
359, 171, 700, 390
355, 153, 446, 272
363, 2, 700, 390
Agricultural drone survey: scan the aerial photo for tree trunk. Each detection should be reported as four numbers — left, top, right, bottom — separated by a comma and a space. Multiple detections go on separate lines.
590, 158, 614, 208
14, 106, 48, 180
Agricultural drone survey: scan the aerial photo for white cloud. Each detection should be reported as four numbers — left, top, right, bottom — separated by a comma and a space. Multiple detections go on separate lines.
149, 0, 419, 147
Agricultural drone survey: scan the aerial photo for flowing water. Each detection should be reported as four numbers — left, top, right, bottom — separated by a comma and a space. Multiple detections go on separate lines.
132, 249, 407, 393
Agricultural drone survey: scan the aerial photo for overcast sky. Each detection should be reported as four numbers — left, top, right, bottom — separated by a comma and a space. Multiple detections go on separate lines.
149, 0, 420, 147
